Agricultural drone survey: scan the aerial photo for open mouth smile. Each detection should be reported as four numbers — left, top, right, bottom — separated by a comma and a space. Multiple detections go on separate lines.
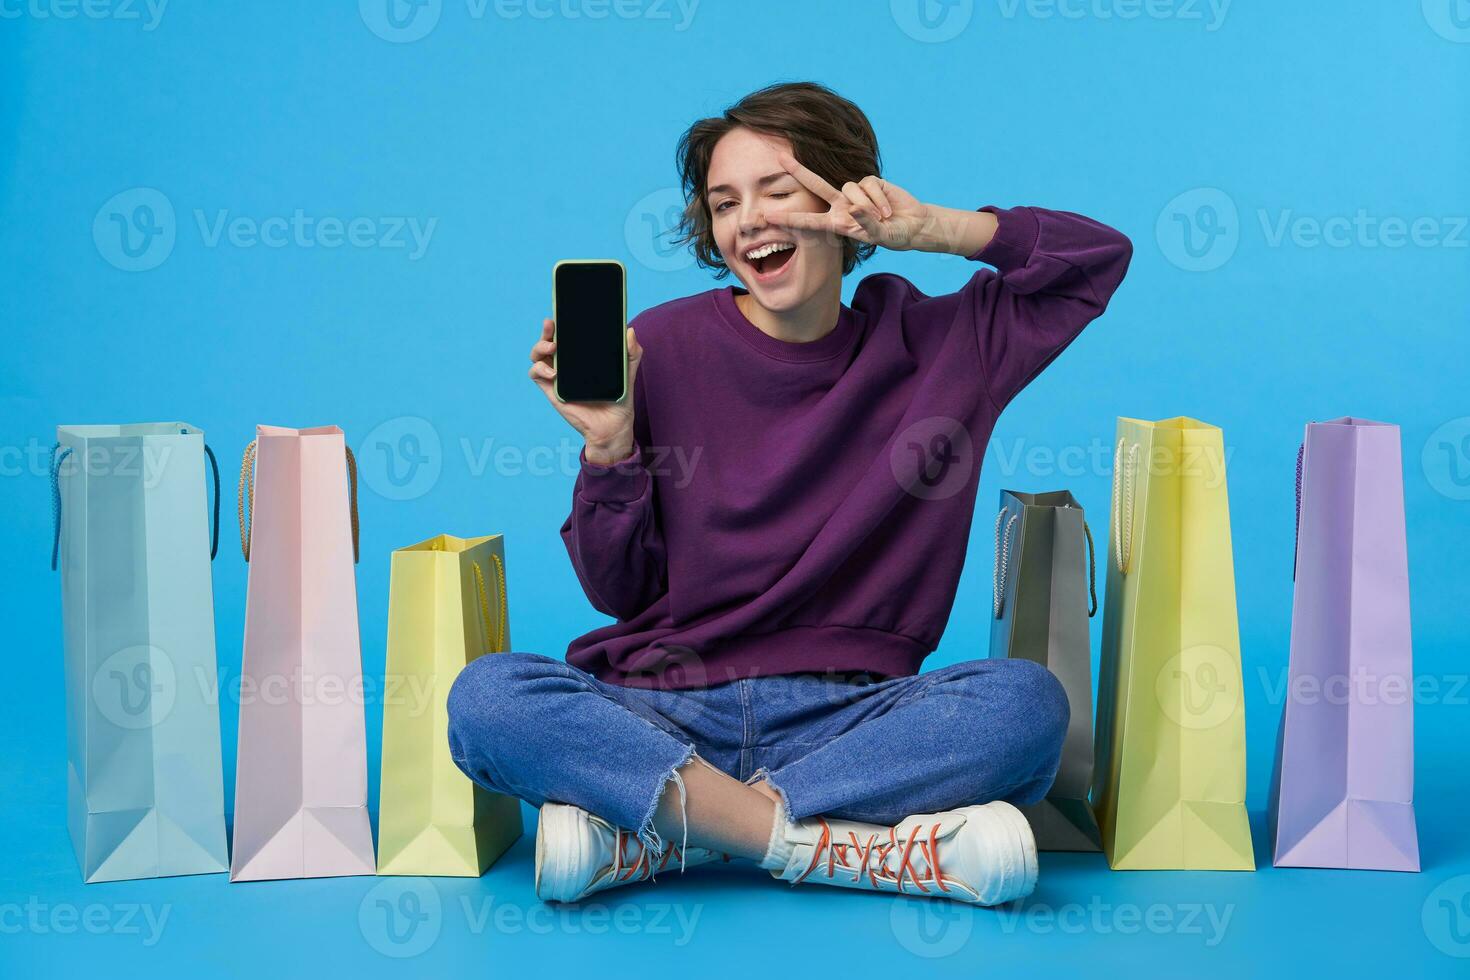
743, 240, 797, 281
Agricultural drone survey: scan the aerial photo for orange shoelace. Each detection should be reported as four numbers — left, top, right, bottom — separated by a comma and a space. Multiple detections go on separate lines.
610, 830, 730, 882
792, 819, 951, 895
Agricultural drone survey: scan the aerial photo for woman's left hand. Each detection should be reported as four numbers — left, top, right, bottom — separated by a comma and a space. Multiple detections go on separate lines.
767, 150, 933, 252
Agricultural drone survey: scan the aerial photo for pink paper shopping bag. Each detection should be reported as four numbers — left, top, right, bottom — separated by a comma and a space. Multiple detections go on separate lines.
230, 425, 375, 881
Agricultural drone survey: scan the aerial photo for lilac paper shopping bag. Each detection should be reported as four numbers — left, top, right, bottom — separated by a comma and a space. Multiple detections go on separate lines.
230, 425, 375, 881
1268, 418, 1419, 871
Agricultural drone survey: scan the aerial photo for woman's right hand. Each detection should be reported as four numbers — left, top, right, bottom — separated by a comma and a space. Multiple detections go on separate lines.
528, 317, 643, 466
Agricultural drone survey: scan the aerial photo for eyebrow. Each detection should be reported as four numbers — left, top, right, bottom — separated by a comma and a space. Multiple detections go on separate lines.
705, 171, 793, 199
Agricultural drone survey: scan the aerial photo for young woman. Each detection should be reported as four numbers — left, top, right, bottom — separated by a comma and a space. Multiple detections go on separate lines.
448, 82, 1132, 906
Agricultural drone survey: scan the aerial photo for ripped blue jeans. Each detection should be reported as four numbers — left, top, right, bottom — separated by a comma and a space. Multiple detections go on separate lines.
446, 652, 1069, 852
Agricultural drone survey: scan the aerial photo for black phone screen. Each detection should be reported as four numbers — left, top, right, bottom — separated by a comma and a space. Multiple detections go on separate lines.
554, 262, 626, 402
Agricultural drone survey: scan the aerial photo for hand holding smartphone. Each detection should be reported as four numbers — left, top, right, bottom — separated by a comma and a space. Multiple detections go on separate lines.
553, 260, 627, 403
529, 260, 640, 466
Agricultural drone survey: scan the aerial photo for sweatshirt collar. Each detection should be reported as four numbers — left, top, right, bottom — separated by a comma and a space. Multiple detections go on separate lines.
714, 286, 858, 363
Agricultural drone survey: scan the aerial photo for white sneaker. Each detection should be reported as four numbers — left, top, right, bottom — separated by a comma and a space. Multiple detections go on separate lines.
763, 801, 1038, 905
535, 802, 728, 903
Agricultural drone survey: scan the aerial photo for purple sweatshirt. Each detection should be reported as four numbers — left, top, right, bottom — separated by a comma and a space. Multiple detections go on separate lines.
560, 206, 1132, 689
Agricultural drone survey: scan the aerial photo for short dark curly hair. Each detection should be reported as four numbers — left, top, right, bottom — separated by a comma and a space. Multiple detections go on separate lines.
674, 81, 882, 278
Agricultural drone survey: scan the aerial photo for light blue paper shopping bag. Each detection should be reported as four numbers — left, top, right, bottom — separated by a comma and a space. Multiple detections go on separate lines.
52, 423, 229, 882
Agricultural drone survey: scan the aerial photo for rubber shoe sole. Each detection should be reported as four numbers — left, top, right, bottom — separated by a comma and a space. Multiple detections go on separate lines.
956, 801, 1038, 905
535, 802, 595, 903
987, 800, 1039, 904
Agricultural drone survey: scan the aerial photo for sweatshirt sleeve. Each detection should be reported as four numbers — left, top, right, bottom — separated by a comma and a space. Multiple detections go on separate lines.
966, 205, 1133, 412
559, 438, 668, 621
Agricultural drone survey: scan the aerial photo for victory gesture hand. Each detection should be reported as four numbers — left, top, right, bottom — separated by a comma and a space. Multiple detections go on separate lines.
767, 150, 933, 252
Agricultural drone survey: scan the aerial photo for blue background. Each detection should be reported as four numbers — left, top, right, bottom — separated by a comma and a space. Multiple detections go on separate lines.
3, 1, 1469, 976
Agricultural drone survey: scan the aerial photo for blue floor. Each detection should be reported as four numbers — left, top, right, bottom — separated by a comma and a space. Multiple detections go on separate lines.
4, 3, 1468, 976
3, 683, 1466, 979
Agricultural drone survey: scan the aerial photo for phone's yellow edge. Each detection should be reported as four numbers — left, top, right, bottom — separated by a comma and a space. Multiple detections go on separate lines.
552, 259, 628, 405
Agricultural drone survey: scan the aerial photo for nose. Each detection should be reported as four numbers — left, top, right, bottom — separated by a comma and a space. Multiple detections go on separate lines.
737, 201, 767, 239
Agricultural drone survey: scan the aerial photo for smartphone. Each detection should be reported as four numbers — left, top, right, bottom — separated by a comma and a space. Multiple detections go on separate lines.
553, 259, 627, 403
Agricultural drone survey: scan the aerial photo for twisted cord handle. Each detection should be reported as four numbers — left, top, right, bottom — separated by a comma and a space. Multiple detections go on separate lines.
993, 509, 1020, 619
345, 445, 359, 565
53, 439, 219, 568
471, 554, 509, 654
1292, 442, 1304, 581
1061, 500, 1100, 618
1082, 519, 1098, 617
238, 438, 359, 563
1111, 438, 1140, 574
50, 443, 73, 571
238, 439, 258, 561
204, 444, 221, 560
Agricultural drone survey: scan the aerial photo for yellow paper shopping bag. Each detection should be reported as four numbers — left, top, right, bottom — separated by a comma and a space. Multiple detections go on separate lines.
1092, 418, 1254, 871
377, 534, 522, 876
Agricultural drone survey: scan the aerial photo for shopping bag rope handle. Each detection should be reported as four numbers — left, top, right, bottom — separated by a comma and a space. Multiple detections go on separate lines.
50, 440, 220, 569
238, 439, 257, 560
999, 502, 1098, 619
204, 444, 221, 560
992, 509, 1020, 619
1060, 499, 1100, 617
471, 554, 509, 653
49, 443, 73, 571
1082, 518, 1098, 617
1111, 438, 1140, 574
1292, 442, 1303, 581
345, 445, 359, 564
239, 438, 360, 564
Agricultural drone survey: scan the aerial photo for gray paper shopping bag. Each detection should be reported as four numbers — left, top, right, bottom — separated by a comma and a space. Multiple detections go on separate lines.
989, 489, 1101, 851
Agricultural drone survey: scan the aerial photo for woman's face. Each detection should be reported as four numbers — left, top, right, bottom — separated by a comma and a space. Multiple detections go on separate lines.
705, 127, 844, 315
